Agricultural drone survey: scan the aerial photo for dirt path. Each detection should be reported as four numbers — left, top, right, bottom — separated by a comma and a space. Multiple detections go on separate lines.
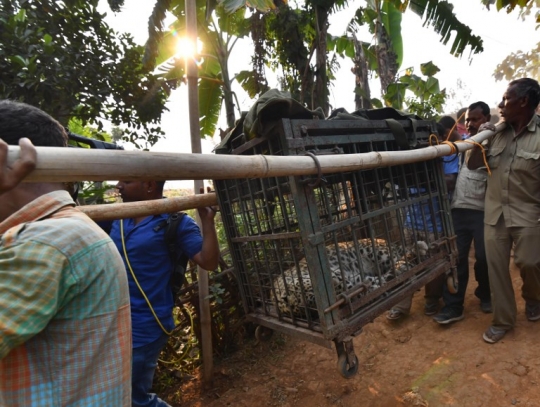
174, 256, 540, 407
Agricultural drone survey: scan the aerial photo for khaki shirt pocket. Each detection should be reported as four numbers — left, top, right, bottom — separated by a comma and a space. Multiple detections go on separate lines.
514, 149, 540, 174
487, 147, 504, 169
463, 171, 488, 199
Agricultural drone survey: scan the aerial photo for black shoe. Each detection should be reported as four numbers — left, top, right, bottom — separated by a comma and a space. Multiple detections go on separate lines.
526, 303, 540, 321
433, 309, 464, 325
424, 302, 439, 316
480, 301, 492, 314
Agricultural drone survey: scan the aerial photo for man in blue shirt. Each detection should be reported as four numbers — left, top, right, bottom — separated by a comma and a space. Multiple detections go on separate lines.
387, 122, 458, 320
110, 180, 220, 407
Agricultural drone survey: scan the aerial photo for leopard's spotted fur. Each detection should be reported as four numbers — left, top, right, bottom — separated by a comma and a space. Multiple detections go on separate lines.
272, 238, 428, 318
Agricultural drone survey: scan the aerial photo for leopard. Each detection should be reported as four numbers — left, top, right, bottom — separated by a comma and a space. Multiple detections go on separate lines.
271, 238, 428, 318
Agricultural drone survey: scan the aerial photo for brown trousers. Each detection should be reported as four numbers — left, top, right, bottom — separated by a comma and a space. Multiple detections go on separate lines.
485, 215, 540, 330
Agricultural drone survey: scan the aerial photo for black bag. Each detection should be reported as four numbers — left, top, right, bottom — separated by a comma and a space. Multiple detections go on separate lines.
162, 212, 190, 299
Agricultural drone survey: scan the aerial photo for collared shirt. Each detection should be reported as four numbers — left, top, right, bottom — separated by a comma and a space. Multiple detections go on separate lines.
0, 191, 131, 407
451, 154, 487, 212
484, 115, 540, 227
109, 213, 203, 348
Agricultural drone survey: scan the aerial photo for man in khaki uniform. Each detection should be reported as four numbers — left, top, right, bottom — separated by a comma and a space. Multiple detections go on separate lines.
468, 78, 540, 343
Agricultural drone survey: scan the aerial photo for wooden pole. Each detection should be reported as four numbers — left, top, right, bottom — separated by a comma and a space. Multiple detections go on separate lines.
185, 0, 213, 385
8, 124, 504, 183
79, 193, 217, 221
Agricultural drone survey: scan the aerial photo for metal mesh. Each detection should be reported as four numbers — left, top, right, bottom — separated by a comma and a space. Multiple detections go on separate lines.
215, 118, 456, 341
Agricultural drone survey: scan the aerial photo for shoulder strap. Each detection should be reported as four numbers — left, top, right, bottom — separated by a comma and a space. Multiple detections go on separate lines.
165, 212, 190, 299
165, 212, 185, 259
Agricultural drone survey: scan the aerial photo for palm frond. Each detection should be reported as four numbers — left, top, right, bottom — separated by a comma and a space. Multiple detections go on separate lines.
409, 0, 483, 59
143, 0, 173, 70
199, 77, 224, 138
219, 0, 276, 14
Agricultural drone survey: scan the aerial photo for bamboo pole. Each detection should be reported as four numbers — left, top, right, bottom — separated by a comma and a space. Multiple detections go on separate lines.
8, 123, 504, 183
78, 193, 217, 221
185, 0, 213, 386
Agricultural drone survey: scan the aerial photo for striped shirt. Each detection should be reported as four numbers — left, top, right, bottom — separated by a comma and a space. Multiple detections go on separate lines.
0, 191, 131, 406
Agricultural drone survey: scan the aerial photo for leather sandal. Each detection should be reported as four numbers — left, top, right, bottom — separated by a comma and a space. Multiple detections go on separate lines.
386, 309, 405, 320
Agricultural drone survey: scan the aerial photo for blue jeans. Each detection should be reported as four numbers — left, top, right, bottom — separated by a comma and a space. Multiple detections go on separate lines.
132, 333, 171, 407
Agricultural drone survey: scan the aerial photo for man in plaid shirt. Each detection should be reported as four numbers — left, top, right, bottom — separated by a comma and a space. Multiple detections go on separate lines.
0, 100, 132, 406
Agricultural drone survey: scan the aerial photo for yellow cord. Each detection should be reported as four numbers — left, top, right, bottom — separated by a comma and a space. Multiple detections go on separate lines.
428, 131, 491, 175
462, 139, 492, 176
120, 219, 172, 336
429, 133, 459, 154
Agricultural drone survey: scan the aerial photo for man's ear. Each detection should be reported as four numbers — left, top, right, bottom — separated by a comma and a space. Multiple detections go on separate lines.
142, 181, 154, 192
520, 96, 529, 108
146, 180, 159, 193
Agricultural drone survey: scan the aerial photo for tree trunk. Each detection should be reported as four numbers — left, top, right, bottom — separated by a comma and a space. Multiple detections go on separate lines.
375, 19, 398, 96
220, 58, 236, 130
313, 5, 329, 115
352, 35, 372, 110
251, 11, 270, 97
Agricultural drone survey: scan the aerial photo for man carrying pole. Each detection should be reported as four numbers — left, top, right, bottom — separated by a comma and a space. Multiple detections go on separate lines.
106, 180, 219, 406
0, 100, 132, 406
468, 78, 540, 343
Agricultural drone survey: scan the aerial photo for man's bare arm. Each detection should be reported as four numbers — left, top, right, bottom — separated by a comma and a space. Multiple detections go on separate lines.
192, 187, 220, 271
466, 146, 485, 170
466, 123, 496, 170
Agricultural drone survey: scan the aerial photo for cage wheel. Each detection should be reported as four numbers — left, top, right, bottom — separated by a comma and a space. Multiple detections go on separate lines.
337, 353, 359, 379
255, 325, 274, 342
447, 274, 458, 294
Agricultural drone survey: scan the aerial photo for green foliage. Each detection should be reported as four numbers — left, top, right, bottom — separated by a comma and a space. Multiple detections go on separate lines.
207, 282, 226, 304
360, 0, 404, 68
265, 6, 312, 78
78, 181, 117, 205
147, 1, 254, 136
64, 121, 119, 205
380, 0, 404, 67
143, 0, 173, 70
219, 0, 276, 14
380, 62, 446, 119
0, 0, 169, 149
107, 0, 125, 13
68, 118, 115, 143
419, 60, 440, 77
494, 42, 540, 82
385, 82, 408, 108
409, 0, 484, 59
489, 0, 539, 82
327, 35, 356, 59
404, 91, 446, 119
236, 70, 265, 98
481, 0, 537, 14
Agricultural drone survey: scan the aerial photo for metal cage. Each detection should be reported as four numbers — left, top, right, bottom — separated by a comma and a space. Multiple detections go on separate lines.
214, 118, 457, 378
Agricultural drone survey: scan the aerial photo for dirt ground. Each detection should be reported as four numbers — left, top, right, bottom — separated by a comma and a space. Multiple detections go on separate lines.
173, 252, 540, 407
